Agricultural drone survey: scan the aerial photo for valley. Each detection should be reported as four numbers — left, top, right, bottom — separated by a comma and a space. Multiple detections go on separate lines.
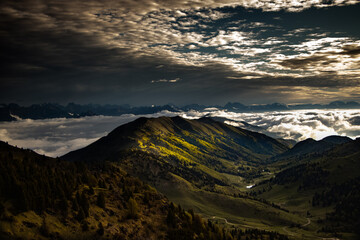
1, 116, 359, 239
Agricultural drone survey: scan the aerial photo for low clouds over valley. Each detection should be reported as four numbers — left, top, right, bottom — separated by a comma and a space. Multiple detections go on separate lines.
1, 109, 359, 157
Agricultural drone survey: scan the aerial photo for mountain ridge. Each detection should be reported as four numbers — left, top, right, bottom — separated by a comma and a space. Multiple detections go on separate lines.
63, 116, 289, 168
2, 101, 360, 121
273, 135, 353, 161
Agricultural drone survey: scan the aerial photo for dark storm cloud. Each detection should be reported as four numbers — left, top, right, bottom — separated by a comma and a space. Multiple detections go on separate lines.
278, 55, 337, 69
274, 40, 360, 75
341, 44, 360, 56
0, 0, 360, 105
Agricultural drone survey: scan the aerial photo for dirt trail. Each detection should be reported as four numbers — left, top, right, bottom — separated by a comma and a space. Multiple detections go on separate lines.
281, 217, 310, 237
302, 218, 311, 227
282, 226, 296, 236
212, 216, 339, 240
211, 216, 236, 225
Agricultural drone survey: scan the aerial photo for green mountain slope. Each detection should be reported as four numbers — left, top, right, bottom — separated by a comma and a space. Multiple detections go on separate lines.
63, 116, 289, 178
0, 141, 292, 240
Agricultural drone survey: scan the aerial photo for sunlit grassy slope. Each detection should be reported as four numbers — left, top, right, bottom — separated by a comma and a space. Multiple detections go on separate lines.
63, 116, 291, 193
63, 116, 289, 179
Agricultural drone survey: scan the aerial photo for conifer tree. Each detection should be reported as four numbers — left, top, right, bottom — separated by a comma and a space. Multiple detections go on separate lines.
39, 217, 49, 237
97, 222, 104, 235
80, 191, 90, 217
0, 202, 5, 217
89, 186, 95, 195
77, 208, 85, 222
81, 221, 89, 231
97, 192, 106, 209
166, 208, 176, 228
127, 197, 138, 219
72, 197, 79, 211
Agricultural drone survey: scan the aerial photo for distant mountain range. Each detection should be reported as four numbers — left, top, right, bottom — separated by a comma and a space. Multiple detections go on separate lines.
1, 101, 360, 121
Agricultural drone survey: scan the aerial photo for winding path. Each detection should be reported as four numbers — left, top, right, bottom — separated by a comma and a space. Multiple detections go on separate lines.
281, 217, 310, 237
211, 216, 339, 240
211, 216, 236, 226
282, 226, 296, 236
302, 218, 311, 227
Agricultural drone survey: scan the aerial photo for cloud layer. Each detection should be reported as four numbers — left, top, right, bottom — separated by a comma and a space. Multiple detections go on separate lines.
1, 109, 359, 157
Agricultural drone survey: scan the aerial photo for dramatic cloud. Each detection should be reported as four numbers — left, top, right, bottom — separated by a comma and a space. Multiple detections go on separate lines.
0, 1, 359, 105
1, 109, 360, 157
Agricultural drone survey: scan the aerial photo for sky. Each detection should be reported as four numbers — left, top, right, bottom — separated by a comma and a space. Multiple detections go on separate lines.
1, 109, 359, 157
1, 0, 360, 106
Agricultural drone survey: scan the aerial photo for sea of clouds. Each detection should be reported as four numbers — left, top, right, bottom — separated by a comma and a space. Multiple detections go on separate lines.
0, 109, 359, 157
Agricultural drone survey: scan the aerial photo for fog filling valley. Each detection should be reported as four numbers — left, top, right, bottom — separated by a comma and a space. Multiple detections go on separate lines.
1, 109, 359, 157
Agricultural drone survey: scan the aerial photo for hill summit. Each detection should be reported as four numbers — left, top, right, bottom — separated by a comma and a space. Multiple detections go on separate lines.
63, 116, 290, 186
63, 116, 289, 164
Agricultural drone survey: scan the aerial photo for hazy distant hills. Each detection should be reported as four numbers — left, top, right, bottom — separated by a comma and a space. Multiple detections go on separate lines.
1, 100, 360, 121
0, 103, 178, 121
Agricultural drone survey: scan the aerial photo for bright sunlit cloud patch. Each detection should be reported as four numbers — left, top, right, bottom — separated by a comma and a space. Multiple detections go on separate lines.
183, 109, 360, 141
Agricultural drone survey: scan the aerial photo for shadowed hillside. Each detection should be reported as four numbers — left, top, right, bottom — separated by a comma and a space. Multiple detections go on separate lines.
274, 135, 352, 160
253, 138, 360, 239
0, 141, 292, 240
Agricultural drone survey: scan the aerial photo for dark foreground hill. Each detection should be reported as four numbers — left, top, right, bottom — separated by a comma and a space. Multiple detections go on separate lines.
0, 141, 290, 240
